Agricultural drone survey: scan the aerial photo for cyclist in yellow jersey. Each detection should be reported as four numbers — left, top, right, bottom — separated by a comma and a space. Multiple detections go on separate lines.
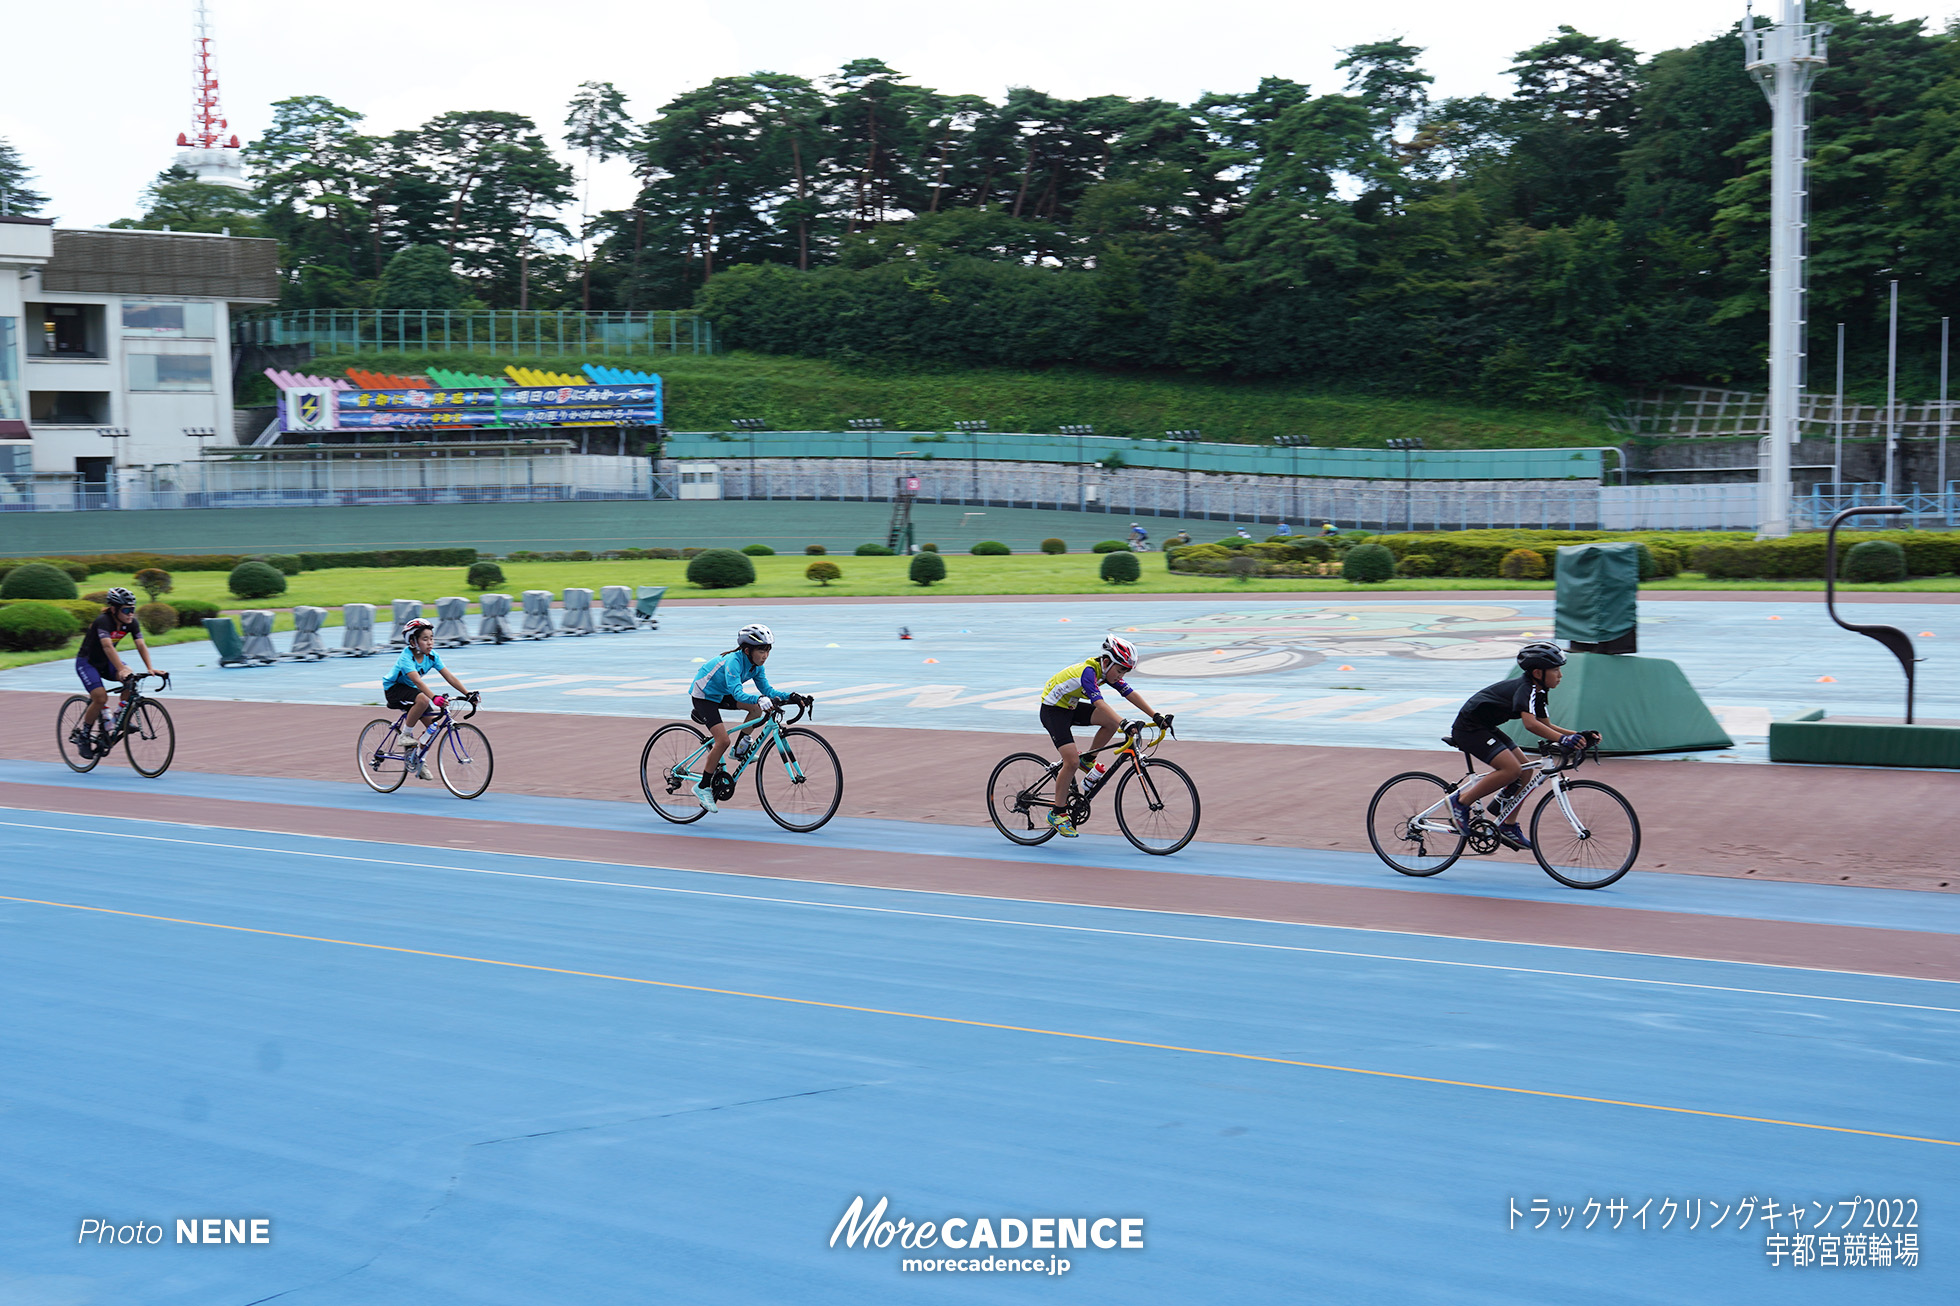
1037, 635, 1165, 836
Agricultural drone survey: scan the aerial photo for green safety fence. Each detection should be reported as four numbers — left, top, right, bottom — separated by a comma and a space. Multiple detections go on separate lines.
234, 310, 715, 356
669, 430, 1603, 481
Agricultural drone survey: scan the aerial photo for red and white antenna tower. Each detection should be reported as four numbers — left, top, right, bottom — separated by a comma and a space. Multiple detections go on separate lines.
171, 1, 248, 188
177, 0, 238, 150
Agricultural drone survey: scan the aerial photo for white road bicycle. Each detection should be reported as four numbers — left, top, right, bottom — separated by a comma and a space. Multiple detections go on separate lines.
1366, 735, 1640, 889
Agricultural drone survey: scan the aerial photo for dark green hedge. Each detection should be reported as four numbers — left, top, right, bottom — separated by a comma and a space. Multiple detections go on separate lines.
297, 548, 478, 569
1691, 531, 1959, 579
1367, 530, 1733, 578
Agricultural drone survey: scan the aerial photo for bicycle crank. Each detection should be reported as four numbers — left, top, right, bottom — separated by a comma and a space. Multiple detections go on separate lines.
711, 771, 738, 802
1466, 818, 1500, 856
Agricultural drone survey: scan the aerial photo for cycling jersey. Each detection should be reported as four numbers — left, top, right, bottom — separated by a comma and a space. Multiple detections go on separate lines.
1452, 675, 1547, 737
690, 649, 781, 706
382, 647, 445, 690
75, 612, 139, 674
1039, 658, 1131, 710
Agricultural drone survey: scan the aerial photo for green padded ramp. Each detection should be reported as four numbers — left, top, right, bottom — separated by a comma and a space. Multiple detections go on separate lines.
203, 617, 246, 667
1769, 715, 1960, 768
1554, 542, 1638, 645
1503, 652, 1732, 755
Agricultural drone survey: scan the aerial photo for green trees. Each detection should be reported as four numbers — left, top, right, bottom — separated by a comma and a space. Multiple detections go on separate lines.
0, 136, 49, 214
377, 246, 465, 309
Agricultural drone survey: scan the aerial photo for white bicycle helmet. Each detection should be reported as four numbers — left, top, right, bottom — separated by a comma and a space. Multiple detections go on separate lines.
402, 617, 434, 641
1101, 635, 1139, 671
737, 623, 774, 647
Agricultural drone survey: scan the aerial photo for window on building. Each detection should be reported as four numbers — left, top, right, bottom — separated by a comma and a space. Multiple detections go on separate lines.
29, 391, 110, 424
123, 301, 216, 338
0, 317, 23, 433
127, 353, 214, 392
25, 303, 105, 357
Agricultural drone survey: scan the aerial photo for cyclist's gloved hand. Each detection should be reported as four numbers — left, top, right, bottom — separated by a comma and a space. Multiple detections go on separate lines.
794, 693, 813, 707
431, 695, 448, 708
1558, 732, 1586, 752
1152, 712, 1169, 728
757, 696, 774, 712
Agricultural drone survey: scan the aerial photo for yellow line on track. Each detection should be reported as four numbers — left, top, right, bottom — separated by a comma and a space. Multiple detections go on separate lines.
6, 891, 1954, 1150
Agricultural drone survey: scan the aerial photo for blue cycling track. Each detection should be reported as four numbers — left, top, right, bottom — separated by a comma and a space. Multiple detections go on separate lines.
0, 592, 1953, 1302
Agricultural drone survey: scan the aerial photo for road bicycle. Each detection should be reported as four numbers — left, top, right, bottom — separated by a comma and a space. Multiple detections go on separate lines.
1366, 735, 1640, 889
640, 696, 843, 833
57, 671, 175, 778
356, 692, 493, 799
987, 715, 1198, 855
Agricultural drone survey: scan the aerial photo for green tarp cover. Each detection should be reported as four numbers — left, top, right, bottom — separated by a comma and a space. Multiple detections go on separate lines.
1555, 542, 1639, 644
1769, 718, 1960, 768
1502, 652, 1732, 754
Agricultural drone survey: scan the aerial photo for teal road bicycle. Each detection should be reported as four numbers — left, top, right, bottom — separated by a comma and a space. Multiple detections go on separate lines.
640, 696, 844, 832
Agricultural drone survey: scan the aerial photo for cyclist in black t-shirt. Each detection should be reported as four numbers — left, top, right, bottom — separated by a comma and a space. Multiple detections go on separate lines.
1444, 642, 1596, 849
72, 587, 162, 755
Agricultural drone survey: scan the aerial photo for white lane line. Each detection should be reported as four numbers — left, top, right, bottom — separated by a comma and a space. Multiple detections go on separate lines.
1335, 697, 1457, 723
1, 815, 1954, 1011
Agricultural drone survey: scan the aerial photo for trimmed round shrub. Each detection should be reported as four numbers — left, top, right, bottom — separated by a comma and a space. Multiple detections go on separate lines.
804, 544, 827, 555
134, 568, 173, 600
467, 561, 506, 590
1843, 539, 1907, 583
910, 551, 948, 585
686, 548, 757, 589
806, 561, 843, 586
1, 562, 80, 601
855, 542, 895, 556
646, 546, 681, 560
569, 550, 593, 562
741, 543, 776, 556
0, 600, 80, 652
920, 542, 939, 552
1647, 544, 1682, 578
168, 598, 221, 624
1499, 548, 1549, 580
136, 602, 178, 636
1397, 553, 1437, 577
970, 540, 1010, 556
20, 557, 89, 582
265, 554, 303, 576
1343, 543, 1395, 584
1091, 539, 1129, 553
1100, 550, 1142, 584
228, 560, 288, 600
1039, 538, 1068, 555
83, 590, 110, 605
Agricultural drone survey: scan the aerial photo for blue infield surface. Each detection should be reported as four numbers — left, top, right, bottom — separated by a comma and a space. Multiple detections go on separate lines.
1, 806, 1952, 1303
2, 597, 1950, 757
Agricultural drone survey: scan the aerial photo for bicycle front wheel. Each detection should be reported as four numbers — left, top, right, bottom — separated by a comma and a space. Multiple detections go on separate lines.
356, 719, 408, 793
1531, 779, 1640, 889
987, 752, 1060, 846
56, 696, 100, 774
755, 726, 843, 832
1113, 758, 1201, 855
122, 701, 175, 778
436, 722, 494, 799
641, 722, 710, 824
1366, 772, 1464, 876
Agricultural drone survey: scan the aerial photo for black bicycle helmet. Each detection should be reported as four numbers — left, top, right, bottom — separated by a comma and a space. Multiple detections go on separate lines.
1516, 640, 1567, 670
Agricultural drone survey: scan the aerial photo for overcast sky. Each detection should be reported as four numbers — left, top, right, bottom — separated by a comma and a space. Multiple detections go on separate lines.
4, 1, 1949, 228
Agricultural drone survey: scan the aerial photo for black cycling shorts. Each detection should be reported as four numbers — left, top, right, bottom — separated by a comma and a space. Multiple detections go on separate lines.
690, 694, 745, 727
1449, 725, 1520, 766
385, 683, 423, 711
1040, 702, 1097, 748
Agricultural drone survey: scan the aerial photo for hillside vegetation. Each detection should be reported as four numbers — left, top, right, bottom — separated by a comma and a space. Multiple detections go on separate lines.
278, 350, 1617, 449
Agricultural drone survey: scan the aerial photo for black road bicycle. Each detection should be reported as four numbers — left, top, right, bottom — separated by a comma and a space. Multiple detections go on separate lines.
987, 716, 1199, 855
58, 672, 175, 778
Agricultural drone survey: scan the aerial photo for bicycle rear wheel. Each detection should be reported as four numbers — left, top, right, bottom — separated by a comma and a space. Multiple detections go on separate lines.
122, 701, 175, 778
1531, 779, 1639, 889
436, 722, 494, 799
356, 719, 408, 793
1366, 772, 1465, 876
56, 695, 100, 774
641, 722, 710, 824
987, 753, 1061, 846
1113, 758, 1201, 855
755, 727, 843, 832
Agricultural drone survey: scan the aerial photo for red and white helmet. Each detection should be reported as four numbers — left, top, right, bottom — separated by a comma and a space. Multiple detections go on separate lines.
402, 617, 434, 641
1100, 635, 1138, 671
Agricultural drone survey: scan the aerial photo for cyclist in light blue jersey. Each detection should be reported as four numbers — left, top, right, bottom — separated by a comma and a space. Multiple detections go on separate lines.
687, 622, 810, 811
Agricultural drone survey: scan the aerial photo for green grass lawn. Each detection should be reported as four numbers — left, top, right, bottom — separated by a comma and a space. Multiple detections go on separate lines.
269, 349, 1619, 451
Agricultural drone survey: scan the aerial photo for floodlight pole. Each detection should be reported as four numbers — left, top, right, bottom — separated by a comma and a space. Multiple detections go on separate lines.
1744, 1, 1828, 538
1885, 278, 1899, 499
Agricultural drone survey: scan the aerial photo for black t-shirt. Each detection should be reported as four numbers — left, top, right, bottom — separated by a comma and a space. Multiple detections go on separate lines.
1453, 675, 1547, 737
77, 612, 138, 673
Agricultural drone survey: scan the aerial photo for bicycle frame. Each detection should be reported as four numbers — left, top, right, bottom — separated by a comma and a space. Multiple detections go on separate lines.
1406, 745, 1594, 841
667, 700, 815, 789
375, 696, 479, 764
103, 672, 169, 738
1020, 719, 1175, 816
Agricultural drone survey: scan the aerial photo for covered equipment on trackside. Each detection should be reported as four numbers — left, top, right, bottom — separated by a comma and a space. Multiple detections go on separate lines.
1503, 542, 1732, 755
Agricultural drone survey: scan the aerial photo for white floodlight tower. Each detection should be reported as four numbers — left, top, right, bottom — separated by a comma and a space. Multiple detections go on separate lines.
1743, 2, 1828, 537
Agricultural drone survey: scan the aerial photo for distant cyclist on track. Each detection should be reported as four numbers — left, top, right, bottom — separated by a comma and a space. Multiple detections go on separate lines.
71, 587, 161, 757
1036, 635, 1166, 837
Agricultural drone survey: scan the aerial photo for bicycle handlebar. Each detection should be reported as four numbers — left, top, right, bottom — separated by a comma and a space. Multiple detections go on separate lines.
129, 670, 170, 691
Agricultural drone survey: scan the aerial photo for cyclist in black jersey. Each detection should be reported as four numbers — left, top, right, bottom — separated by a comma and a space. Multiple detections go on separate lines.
72, 587, 161, 755
1445, 642, 1597, 849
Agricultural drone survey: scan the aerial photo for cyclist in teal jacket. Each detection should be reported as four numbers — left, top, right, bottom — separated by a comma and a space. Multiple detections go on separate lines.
686, 622, 809, 811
